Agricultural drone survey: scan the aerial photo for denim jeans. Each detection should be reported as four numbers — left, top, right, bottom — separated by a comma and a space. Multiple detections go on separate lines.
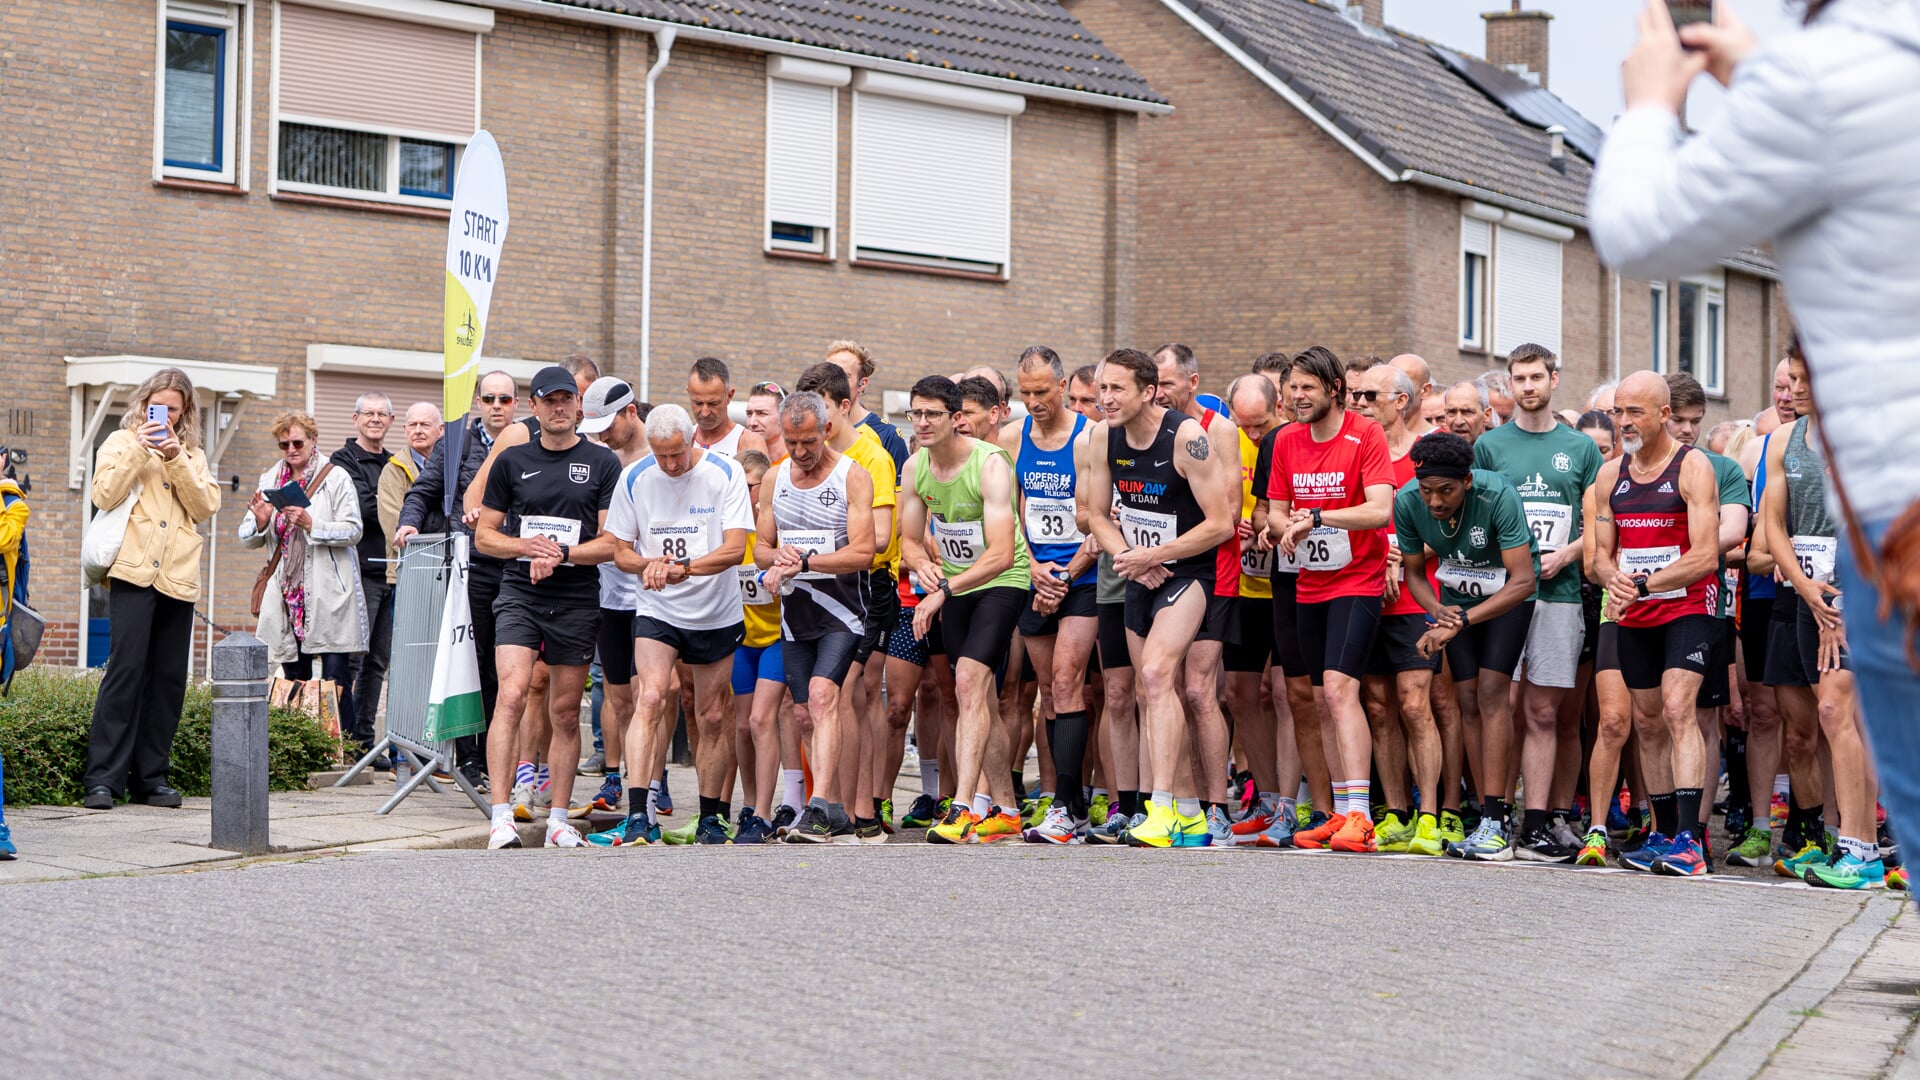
1837, 516, 1919, 851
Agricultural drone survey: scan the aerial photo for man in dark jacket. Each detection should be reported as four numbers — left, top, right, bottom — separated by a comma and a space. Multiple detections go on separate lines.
396, 371, 519, 787
335, 393, 395, 764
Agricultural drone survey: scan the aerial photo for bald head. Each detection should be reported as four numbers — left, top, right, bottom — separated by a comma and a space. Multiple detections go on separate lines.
1755, 408, 1781, 437
1227, 374, 1278, 441
1390, 354, 1433, 398
1613, 370, 1673, 457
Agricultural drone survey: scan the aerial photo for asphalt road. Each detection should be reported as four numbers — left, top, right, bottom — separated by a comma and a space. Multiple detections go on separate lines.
0, 842, 1873, 1078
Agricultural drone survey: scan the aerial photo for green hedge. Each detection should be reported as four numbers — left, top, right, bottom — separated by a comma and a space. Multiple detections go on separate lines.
0, 668, 347, 806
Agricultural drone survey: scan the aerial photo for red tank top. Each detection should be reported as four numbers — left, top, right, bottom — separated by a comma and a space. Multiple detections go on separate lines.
1609, 444, 1714, 627
1201, 407, 1242, 598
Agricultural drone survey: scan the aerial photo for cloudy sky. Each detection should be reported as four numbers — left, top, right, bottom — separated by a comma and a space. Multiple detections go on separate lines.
1385, 0, 1807, 130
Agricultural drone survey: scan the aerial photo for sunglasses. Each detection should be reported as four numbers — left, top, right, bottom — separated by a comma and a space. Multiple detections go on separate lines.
1349, 390, 1380, 403
278, 439, 308, 450
479, 394, 515, 405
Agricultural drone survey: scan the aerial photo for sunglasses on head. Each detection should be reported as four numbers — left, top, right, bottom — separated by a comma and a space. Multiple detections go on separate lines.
279, 439, 307, 450
479, 394, 515, 405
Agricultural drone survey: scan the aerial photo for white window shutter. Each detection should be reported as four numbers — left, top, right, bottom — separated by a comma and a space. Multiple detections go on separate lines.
1461, 215, 1491, 257
766, 78, 837, 232
1493, 227, 1562, 355
852, 92, 1010, 270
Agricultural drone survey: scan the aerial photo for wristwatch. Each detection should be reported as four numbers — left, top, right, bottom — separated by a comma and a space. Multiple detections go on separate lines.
939, 579, 953, 597
1310, 508, 1324, 528
557, 543, 571, 565
1459, 607, 1471, 629
1634, 574, 1651, 599
674, 556, 692, 572
800, 552, 812, 575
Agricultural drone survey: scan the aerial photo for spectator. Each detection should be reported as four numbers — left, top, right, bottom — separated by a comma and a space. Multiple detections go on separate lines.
240, 412, 367, 748
0, 466, 25, 857
378, 403, 443, 586
335, 393, 395, 769
81, 368, 222, 811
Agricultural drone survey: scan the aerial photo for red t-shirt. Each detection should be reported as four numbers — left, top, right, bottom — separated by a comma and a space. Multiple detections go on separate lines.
1268, 410, 1395, 603
1383, 447, 1427, 616
1200, 407, 1243, 598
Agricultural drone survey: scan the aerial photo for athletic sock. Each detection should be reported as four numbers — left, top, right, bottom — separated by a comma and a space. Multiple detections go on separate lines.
547, 806, 566, 826
515, 761, 536, 787
699, 795, 720, 820
491, 803, 513, 828
1839, 835, 1878, 863
1012, 771, 1025, 800
972, 793, 993, 819
1674, 787, 1704, 840
1725, 729, 1750, 813
872, 797, 885, 818
716, 801, 730, 822
827, 802, 848, 827
1650, 791, 1678, 837
1175, 797, 1201, 819
1523, 808, 1550, 836
604, 768, 621, 785
1150, 790, 1174, 813
1332, 782, 1349, 816
920, 760, 941, 799
1773, 774, 1791, 799
1120, 790, 1141, 817
807, 795, 828, 814
783, 770, 807, 811
1481, 795, 1508, 825
1259, 791, 1278, 811
1278, 796, 1297, 823
647, 785, 661, 826
1347, 780, 1372, 822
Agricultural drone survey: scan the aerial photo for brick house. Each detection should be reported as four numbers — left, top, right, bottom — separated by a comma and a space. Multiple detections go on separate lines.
1, 0, 1164, 668
1069, 0, 1789, 415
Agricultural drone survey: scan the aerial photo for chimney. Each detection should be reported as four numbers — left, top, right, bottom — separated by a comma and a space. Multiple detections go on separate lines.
1344, 0, 1385, 28
1482, 1, 1552, 89
1547, 124, 1567, 173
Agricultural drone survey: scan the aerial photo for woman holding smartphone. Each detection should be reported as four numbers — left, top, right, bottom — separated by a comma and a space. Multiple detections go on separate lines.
82, 368, 222, 810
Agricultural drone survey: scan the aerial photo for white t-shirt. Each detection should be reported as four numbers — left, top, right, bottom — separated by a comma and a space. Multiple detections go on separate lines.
606, 448, 756, 630
598, 559, 637, 611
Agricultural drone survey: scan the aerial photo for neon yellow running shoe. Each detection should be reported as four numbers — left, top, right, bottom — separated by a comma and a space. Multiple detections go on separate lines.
1023, 795, 1054, 829
1439, 810, 1467, 847
1125, 801, 1182, 848
1405, 813, 1445, 857
1574, 828, 1610, 867
927, 804, 980, 845
1375, 812, 1412, 853
662, 817, 699, 846
1296, 799, 1315, 828
1089, 793, 1112, 827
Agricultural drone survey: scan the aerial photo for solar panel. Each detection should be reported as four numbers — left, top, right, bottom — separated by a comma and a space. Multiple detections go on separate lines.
1427, 44, 1606, 163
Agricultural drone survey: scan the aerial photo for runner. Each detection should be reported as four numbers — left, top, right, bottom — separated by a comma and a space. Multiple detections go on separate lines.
744, 381, 787, 465
1082, 370, 1145, 845
1084, 349, 1238, 847
825, 339, 911, 476
576, 379, 647, 817
727, 449, 784, 845
1389, 354, 1437, 417
1441, 380, 1492, 444
1267, 346, 1396, 854
899, 375, 1032, 844
1574, 413, 1640, 868
1595, 370, 1724, 877
1472, 345, 1603, 860
687, 356, 770, 460
474, 365, 620, 850
756, 391, 876, 843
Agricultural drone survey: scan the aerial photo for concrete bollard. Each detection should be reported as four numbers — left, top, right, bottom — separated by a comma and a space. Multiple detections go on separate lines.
210, 631, 271, 855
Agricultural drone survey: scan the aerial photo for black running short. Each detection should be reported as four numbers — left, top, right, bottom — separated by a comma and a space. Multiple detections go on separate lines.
1616, 613, 1717, 693
1739, 596, 1773, 676
1695, 617, 1735, 708
1444, 600, 1533, 683
1295, 594, 1382, 687
1368, 612, 1440, 676
1196, 593, 1233, 644
1794, 594, 1850, 680
1594, 622, 1621, 675
1764, 592, 1810, 689
495, 593, 597, 668
1268, 571, 1311, 679
942, 586, 1027, 669
632, 614, 745, 668
1122, 575, 1212, 639
854, 568, 900, 665
1579, 582, 1603, 666
598, 607, 637, 685
1224, 598, 1274, 673
1017, 582, 1098, 637
1097, 601, 1130, 670
783, 631, 860, 703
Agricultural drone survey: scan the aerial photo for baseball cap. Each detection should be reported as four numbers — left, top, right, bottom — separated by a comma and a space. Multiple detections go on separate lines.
530, 365, 577, 399
577, 377, 635, 434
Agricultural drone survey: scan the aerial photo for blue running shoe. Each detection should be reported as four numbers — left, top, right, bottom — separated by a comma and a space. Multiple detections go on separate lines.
587, 815, 653, 847
733, 816, 774, 845
695, 813, 732, 845
590, 775, 624, 813
1652, 831, 1709, 877
1606, 799, 1634, 840
1619, 831, 1673, 872
654, 773, 673, 817
0, 821, 14, 860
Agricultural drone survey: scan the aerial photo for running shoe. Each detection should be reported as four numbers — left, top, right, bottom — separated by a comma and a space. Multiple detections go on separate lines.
0, 822, 13, 860
544, 820, 588, 848
1439, 810, 1467, 848
1022, 796, 1053, 830
655, 776, 674, 817
1230, 799, 1277, 845
1551, 820, 1585, 855
1255, 808, 1302, 849
1574, 828, 1610, 867
662, 817, 698, 845
770, 805, 798, 837
1457, 818, 1513, 862
488, 820, 523, 850
590, 775, 624, 813
1652, 831, 1708, 877
855, 818, 887, 845
1775, 839, 1828, 879
1770, 792, 1789, 830
587, 816, 649, 846
1606, 799, 1635, 841
880, 799, 895, 835
1292, 810, 1345, 851
927, 805, 980, 845
1089, 812, 1134, 845
534, 766, 552, 808
1727, 826, 1772, 867
1805, 853, 1886, 890
695, 814, 732, 845
1170, 809, 1213, 848
1879, 821, 1901, 868
1406, 814, 1445, 857
1024, 805, 1089, 845
1125, 802, 1182, 848
1619, 832, 1674, 873
1089, 793, 1112, 828
578, 751, 605, 776
975, 810, 1023, 843
900, 794, 940, 829
1725, 804, 1751, 839
1330, 812, 1377, 853
733, 816, 773, 845
1888, 866, 1909, 892
829, 816, 859, 845
1374, 812, 1412, 853
1516, 821, 1573, 862
1204, 805, 1235, 846
510, 781, 535, 823
785, 805, 835, 844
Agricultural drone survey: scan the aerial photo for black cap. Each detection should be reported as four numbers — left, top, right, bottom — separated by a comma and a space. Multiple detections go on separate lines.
530, 365, 576, 399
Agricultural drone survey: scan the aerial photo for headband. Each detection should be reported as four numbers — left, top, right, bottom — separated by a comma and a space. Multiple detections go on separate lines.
1413, 462, 1471, 481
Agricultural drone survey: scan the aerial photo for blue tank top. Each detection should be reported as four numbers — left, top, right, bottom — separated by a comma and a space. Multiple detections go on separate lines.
1017, 413, 1096, 586
1748, 432, 1775, 600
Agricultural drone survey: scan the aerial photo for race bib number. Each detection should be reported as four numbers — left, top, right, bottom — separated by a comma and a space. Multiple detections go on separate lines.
1299, 525, 1352, 572
1792, 535, 1838, 585
647, 519, 709, 562
1273, 538, 1302, 574
1386, 533, 1404, 582
1118, 506, 1176, 557
782, 527, 835, 579
933, 518, 985, 568
1621, 545, 1685, 600
737, 565, 770, 606
1240, 529, 1274, 577
1024, 496, 1083, 546
1523, 501, 1573, 552
519, 515, 580, 560
1437, 559, 1506, 599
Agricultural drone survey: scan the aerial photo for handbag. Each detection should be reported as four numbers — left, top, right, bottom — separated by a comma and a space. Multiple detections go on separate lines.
250, 463, 333, 617
1811, 400, 1920, 670
81, 481, 141, 588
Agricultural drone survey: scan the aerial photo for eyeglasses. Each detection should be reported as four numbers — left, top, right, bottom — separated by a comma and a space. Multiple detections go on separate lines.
404, 421, 439, 430
278, 439, 307, 450
1349, 390, 1380, 403
907, 409, 953, 423
355, 410, 393, 419
479, 394, 515, 405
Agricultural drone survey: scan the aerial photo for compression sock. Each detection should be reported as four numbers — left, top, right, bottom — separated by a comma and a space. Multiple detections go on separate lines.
1049, 710, 1092, 815
1725, 729, 1750, 817
1650, 791, 1678, 837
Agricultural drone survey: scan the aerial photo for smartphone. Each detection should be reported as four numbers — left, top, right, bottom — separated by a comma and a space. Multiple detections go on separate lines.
1667, 0, 1714, 34
146, 403, 168, 445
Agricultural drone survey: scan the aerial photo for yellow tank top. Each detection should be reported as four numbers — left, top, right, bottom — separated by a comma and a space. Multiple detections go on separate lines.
739, 534, 782, 648
1238, 428, 1272, 599
845, 427, 902, 575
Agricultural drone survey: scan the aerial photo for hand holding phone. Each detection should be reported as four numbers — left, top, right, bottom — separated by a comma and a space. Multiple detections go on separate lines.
145, 403, 169, 445
1666, 0, 1714, 39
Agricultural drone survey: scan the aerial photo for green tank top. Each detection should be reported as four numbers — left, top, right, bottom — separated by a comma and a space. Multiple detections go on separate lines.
912, 439, 1031, 594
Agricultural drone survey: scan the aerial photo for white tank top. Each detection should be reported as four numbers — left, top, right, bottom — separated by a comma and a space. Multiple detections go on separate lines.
700, 424, 745, 458
771, 455, 864, 639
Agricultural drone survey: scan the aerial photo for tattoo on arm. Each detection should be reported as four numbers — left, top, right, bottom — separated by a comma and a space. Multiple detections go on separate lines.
1186, 437, 1210, 461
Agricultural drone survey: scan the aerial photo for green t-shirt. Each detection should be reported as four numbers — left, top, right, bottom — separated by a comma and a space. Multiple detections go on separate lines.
1704, 448, 1751, 618
1473, 421, 1603, 605
910, 439, 1031, 595
1393, 469, 1538, 609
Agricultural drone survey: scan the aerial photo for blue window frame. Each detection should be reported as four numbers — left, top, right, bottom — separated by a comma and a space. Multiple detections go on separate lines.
398, 139, 454, 199
163, 20, 225, 172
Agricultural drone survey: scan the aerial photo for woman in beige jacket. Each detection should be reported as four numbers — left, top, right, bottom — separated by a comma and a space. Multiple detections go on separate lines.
82, 368, 222, 810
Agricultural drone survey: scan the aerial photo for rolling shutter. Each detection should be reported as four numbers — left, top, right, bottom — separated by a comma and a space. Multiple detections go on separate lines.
852, 92, 1010, 270
766, 78, 837, 234
1493, 226, 1562, 356
311, 371, 443, 457
278, 2, 478, 140
1461, 215, 1491, 258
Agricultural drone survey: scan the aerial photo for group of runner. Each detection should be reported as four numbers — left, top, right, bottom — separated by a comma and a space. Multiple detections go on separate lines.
464, 337, 1904, 892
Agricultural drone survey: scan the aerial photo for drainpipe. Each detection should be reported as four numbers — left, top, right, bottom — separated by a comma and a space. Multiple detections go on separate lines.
1611, 268, 1622, 382
639, 27, 676, 402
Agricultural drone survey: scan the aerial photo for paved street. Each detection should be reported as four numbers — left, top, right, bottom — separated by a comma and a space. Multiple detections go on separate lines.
0, 837, 1904, 1078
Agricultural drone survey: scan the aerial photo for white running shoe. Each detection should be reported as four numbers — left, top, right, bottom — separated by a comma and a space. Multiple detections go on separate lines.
1023, 804, 1088, 845
488, 820, 523, 850
511, 781, 536, 822
545, 820, 588, 848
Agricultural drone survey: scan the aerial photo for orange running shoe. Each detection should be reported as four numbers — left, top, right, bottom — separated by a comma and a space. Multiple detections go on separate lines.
1292, 809, 1345, 850
1329, 811, 1377, 853
973, 810, 1023, 843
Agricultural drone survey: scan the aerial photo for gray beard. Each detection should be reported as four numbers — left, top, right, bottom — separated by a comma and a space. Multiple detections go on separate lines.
1622, 434, 1644, 457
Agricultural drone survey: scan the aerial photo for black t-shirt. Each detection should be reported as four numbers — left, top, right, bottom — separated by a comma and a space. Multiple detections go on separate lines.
482, 435, 620, 604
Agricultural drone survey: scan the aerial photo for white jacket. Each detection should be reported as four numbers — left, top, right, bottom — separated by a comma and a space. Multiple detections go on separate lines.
1588, 0, 1920, 523
238, 453, 368, 661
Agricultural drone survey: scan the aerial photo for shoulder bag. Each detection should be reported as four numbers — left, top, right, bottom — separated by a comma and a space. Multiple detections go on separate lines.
251, 463, 334, 617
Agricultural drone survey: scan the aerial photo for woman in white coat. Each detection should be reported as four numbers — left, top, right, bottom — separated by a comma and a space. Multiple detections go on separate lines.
1588, 0, 1920, 868
240, 412, 369, 747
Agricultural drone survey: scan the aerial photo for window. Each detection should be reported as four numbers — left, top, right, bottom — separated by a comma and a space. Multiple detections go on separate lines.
1677, 273, 1727, 394
1492, 219, 1565, 356
851, 71, 1022, 277
766, 59, 845, 256
1649, 282, 1669, 372
1460, 215, 1491, 350
157, 1, 244, 184
272, 0, 490, 209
